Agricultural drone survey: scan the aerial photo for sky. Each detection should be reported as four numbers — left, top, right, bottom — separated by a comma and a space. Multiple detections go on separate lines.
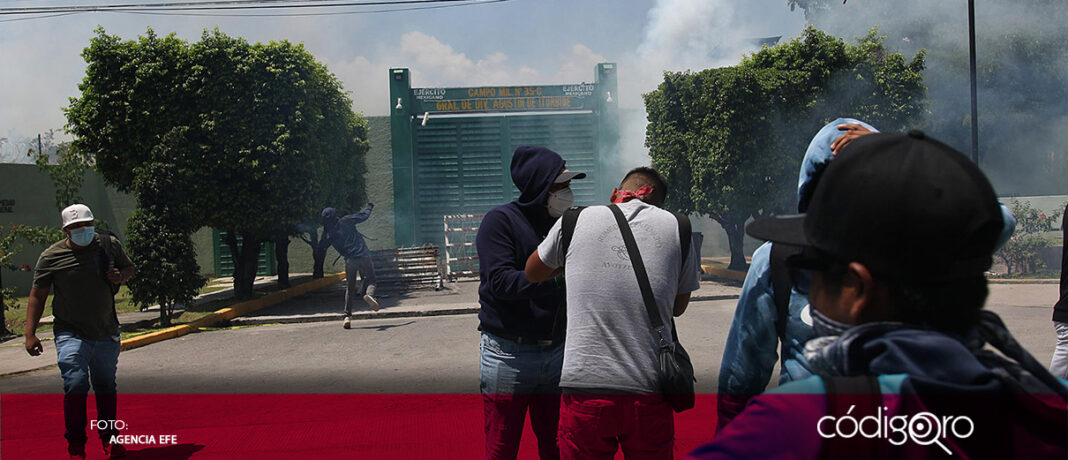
0, 0, 807, 158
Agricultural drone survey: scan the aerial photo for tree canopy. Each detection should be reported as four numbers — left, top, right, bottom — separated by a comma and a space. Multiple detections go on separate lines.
645, 26, 925, 269
66, 28, 369, 300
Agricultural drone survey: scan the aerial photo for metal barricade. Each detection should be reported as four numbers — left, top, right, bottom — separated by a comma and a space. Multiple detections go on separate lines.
443, 214, 484, 281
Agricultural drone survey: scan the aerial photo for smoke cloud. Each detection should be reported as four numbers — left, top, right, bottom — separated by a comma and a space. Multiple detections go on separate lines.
798, 0, 1068, 196
615, 0, 804, 173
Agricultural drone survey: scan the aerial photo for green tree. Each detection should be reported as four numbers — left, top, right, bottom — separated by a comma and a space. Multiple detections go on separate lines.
645, 26, 925, 269
1, 225, 63, 337
29, 130, 91, 210
996, 200, 1064, 276
65, 28, 368, 300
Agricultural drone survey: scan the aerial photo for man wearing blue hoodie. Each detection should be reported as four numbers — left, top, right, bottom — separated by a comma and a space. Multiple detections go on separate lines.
690, 131, 1067, 459
717, 118, 878, 427
716, 119, 1018, 430
477, 146, 585, 460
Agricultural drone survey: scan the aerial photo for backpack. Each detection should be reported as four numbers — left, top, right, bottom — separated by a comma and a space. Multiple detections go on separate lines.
768, 243, 801, 342
560, 206, 692, 271
95, 229, 122, 296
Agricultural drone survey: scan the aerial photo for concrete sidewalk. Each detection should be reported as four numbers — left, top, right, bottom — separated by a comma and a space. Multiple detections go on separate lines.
0, 275, 740, 377
227, 277, 742, 327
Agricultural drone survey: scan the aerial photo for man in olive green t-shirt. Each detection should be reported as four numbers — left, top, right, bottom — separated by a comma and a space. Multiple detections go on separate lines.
24, 204, 135, 459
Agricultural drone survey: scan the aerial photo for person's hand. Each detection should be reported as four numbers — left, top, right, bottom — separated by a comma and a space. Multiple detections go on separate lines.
367, 202, 374, 208
25, 335, 43, 356
831, 123, 875, 155
107, 268, 123, 284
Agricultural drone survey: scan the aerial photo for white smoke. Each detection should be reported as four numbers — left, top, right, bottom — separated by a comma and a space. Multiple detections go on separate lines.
616, 0, 803, 170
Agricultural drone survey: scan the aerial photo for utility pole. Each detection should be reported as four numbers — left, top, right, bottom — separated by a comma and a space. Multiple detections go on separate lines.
968, 0, 979, 164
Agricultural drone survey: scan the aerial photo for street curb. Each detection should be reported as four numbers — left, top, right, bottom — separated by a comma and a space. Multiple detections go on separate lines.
120, 273, 346, 351
0, 363, 58, 379
229, 306, 483, 326
691, 294, 740, 302
227, 294, 742, 327
701, 264, 1060, 286
701, 265, 746, 282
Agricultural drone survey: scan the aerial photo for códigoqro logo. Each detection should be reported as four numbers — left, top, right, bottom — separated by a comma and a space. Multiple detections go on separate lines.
817, 405, 974, 455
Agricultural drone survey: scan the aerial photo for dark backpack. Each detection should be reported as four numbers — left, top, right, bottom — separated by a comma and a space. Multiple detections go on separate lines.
95, 229, 122, 296
768, 243, 801, 342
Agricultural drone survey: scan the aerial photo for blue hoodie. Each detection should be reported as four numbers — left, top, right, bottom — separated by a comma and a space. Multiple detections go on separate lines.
717, 118, 878, 425
716, 118, 1020, 427
690, 312, 1067, 459
476, 146, 568, 340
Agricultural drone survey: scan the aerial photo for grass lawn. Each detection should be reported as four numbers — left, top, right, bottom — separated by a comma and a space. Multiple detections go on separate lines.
115, 275, 323, 337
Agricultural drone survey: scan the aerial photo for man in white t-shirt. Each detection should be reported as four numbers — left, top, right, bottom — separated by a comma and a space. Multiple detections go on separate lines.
525, 167, 700, 459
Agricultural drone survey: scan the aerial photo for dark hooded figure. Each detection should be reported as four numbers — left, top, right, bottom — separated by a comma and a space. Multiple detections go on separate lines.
322, 203, 377, 329
476, 146, 585, 460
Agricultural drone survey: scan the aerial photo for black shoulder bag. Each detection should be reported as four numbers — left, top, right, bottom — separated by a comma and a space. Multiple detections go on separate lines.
608, 204, 696, 412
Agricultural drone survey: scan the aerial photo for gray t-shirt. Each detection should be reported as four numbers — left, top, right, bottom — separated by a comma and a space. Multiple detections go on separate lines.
537, 200, 700, 393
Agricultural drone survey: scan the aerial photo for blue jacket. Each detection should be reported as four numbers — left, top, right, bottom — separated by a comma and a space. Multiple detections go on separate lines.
476, 146, 567, 340
692, 313, 1068, 459
717, 118, 878, 423
324, 204, 374, 259
716, 118, 1019, 426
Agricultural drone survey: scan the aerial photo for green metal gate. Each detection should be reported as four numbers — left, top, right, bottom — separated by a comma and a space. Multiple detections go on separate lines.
390, 64, 619, 248
212, 229, 277, 277
410, 113, 599, 247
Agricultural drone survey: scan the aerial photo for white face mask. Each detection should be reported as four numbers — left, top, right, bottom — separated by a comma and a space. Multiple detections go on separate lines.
546, 187, 575, 218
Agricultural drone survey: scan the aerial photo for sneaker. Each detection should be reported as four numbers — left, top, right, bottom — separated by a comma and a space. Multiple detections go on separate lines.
363, 294, 380, 311
68, 442, 86, 459
342, 316, 351, 329
103, 442, 127, 458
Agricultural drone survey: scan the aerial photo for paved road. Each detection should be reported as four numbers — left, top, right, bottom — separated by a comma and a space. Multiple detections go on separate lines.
0, 283, 1060, 394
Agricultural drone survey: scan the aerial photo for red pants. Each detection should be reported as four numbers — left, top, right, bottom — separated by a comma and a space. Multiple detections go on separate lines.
483, 394, 561, 460
558, 393, 674, 460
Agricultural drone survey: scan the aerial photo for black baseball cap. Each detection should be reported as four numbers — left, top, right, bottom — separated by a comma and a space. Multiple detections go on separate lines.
746, 130, 1004, 282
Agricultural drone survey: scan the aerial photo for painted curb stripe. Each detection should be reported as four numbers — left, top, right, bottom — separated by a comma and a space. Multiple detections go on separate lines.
120, 273, 346, 351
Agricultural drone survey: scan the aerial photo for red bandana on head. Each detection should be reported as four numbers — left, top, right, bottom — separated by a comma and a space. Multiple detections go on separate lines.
610, 186, 653, 204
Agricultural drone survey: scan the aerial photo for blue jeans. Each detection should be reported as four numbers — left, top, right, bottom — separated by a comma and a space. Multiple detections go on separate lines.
480, 331, 563, 460
55, 332, 121, 445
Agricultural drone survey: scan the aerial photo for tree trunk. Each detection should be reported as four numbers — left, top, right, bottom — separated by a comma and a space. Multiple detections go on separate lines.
233, 234, 262, 300
722, 218, 749, 271
312, 234, 328, 279
275, 235, 290, 289
159, 302, 172, 327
